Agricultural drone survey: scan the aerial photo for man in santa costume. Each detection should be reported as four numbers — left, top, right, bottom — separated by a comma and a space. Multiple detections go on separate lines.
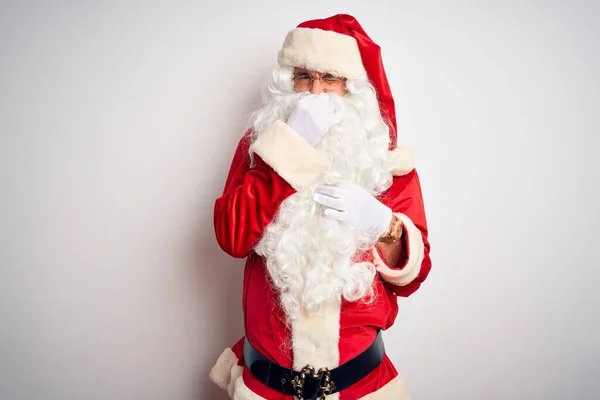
209, 14, 432, 400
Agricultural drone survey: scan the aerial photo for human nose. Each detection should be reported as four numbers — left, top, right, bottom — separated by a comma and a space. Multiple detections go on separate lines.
309, 76, 324, 94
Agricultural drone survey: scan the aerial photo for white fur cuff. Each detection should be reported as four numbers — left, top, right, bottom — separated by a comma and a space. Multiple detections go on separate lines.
373, 213, 425, 286
278, 28, 366, 79
250, 120, 328, 190
209, 347, 242, 398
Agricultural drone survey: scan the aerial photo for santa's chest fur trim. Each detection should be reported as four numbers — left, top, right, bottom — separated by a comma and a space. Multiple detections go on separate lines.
250, 120, 328, 190
289, 301, 342, 400
290, 301, 341, 370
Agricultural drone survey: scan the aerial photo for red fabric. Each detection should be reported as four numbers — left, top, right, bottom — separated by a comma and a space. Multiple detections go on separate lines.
213, 132, 296, 258
297, 14, 398, 149
230, 337, 245, 367
215, 137, 431, 398
378, 171, 432, 297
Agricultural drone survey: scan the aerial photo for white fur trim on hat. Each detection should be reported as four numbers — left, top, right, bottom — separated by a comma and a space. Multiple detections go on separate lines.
278, 27, 366, 79
389, 145, 415, 176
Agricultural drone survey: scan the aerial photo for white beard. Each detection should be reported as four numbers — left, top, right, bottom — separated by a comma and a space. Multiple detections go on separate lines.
252, 92, 394, 320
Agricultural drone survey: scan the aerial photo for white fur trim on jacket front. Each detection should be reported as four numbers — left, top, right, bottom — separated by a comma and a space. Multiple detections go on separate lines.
290, 300, 342, 400
231, 375, 267, 400
358, 376, 410, 399
372, 212, 425, 286
278, 27, 366, 79
250, 120, 328, 191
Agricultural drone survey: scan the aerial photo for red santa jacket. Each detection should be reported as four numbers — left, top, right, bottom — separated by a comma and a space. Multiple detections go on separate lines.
209, 121, 431, 399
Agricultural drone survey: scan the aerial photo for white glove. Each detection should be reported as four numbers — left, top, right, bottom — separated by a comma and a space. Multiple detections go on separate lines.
287, 94, 336, 146
313, 181, 393, 237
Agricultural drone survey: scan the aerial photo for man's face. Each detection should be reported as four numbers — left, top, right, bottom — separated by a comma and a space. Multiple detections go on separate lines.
293, 67, 348, 96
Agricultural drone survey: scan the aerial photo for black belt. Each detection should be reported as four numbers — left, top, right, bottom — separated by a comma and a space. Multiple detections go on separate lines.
243, 330, 384, 400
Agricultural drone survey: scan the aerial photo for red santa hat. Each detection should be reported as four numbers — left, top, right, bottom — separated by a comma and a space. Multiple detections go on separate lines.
277, 14, 413, 175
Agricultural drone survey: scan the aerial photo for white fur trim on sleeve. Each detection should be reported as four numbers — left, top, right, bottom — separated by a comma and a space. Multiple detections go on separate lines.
389, 146, 415, 176
250, 120, 328, 190
373, 213, 425, 286
209, 347, 242, 397
278, 28, 366, 79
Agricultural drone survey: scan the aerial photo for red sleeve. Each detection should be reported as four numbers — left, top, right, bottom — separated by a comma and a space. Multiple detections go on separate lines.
230, 336, 245, 366
214, 135, 296, 258
374, 169, 432, 297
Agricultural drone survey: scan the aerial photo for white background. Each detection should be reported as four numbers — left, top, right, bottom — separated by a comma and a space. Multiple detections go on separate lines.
1, 0, 598, 399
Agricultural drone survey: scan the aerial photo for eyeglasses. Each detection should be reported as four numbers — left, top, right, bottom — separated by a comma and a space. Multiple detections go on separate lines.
293, 70, 347, 90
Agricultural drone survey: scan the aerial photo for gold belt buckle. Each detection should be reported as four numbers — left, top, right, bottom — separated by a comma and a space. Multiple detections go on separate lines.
291, 364, 335, 400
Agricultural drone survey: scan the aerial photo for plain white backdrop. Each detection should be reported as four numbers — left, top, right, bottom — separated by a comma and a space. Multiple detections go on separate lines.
1, 0, 598, 399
